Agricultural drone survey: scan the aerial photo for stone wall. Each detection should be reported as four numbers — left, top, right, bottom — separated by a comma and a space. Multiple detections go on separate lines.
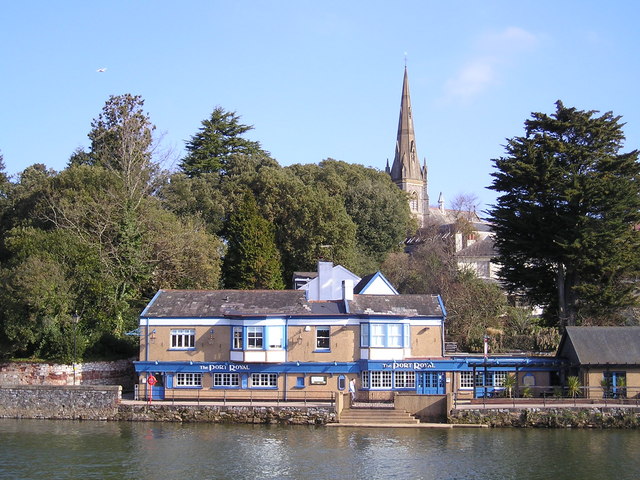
0, 359, 135, 389
0, 385, 122, 420
115, 404, 336, 425
450, 407, 640, 428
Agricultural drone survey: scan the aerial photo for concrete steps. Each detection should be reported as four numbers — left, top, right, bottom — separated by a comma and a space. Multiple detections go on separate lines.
339, 407, 420, 425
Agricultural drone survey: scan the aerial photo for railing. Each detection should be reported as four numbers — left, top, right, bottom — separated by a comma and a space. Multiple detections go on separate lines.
134, 385, 335, 406
453, 385, 640, 410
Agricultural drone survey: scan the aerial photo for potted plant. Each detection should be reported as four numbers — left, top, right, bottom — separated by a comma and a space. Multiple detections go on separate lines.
566, 376, 581, 399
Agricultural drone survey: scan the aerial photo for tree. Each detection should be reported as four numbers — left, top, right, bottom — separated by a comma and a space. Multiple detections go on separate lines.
489, 101, 640, 327
180, 107, 264, 177
70, 94, 158, 204
222, 191, 285, 289
251, 166, 359, 280
288, 159, 414, 265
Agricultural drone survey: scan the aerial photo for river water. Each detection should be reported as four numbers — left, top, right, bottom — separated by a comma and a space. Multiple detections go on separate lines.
1, 419, 639, 480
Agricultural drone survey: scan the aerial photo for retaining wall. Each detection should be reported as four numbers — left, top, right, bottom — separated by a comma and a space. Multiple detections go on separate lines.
0, 384, 334, 424
0, 359, 135, 389
115, 404, 336, 425
0, 384, 122, 420
449, 406, 640, 428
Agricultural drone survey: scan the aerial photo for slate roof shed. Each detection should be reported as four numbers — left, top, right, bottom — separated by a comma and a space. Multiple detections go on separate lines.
557, 326, 640, 366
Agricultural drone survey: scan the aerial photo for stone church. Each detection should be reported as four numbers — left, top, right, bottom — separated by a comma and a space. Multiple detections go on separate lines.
386, 67, 498, 283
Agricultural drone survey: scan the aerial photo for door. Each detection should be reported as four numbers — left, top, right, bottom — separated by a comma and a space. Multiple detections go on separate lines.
416, 372, 445, 395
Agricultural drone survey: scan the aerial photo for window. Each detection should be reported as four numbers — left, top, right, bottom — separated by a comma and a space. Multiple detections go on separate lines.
247, 327, 263, 349
371, 324, 385, 347
361, 371, 369, 389
296, 376, 305, 388
213, 373, 239, 387
361, 323, 409, 348
460, 372, 474, 389
171, 329, 195, 349
388, 324, 403, 347
316, 326, 330, 350
175, 372, 202, 387
251, 373, 277, 388
370, 371, 392, 389
360, 324, 369, 347
232, 327, 243, 349
394, 371, 415, 388
493, 371, 508, 387
460, 371, 510, 389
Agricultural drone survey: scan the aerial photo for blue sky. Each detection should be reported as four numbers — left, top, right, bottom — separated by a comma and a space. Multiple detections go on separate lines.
2, 1, 639, 213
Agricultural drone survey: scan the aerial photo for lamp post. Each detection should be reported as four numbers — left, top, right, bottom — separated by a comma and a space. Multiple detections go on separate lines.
71, 312, 80, 385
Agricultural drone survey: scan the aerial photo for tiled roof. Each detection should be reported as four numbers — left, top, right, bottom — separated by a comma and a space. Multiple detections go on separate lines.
142, 290, 312, 317
559, 327, 640, 365
142, 290, 444, 318
348, 294, 443, 317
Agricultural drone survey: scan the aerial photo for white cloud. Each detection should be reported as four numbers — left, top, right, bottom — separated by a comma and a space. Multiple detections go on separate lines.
444, 27, 540, 102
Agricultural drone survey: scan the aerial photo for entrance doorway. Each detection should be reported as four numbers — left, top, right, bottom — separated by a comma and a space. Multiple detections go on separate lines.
416, 372, 445, 395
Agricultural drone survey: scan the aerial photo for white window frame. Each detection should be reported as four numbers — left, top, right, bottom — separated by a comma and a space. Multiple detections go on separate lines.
213, 372, 239, 387
371, 324, 385, 347
493, 371, 508, 387
388, 324, 403, 347
232, 326, 243, 350
316, 326, 330, 350
175, 372, 202, 387
460, 371, 474, 389
247, 326, 263, 349
250, 373, 277, 388
170, 329, 195, 350
369, 371, 392, 389
394, 371, 416, 389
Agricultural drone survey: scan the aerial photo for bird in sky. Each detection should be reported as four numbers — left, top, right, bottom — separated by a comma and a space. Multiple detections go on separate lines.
96, 67, 107, 72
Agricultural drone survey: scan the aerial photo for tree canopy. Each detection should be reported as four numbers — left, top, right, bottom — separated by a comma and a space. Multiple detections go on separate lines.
222, 192, 285, 289
489, 101, 640, 327
179, 107, 265, 177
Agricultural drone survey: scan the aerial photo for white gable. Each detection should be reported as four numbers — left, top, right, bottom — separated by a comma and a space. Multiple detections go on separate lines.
357, 272, 399, 295
298, 261, 361, 301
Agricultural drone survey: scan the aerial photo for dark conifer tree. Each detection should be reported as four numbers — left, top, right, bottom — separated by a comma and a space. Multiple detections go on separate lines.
180, 107, 264, 177
222, 192, 285, 290
489, 101, 640, 327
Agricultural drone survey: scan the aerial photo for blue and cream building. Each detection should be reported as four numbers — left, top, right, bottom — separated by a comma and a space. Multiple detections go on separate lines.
134, 264, 559, 402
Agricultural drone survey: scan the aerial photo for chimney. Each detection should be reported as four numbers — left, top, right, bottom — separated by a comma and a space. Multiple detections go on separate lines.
317, 261, 333, 300
342, 279, 354, 301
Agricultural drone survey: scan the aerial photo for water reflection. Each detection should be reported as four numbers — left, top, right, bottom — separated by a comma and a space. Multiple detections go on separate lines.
1, 420, 640, 480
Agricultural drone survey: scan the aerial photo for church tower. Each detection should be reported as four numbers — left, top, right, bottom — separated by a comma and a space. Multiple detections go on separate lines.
386, 66, 429, 228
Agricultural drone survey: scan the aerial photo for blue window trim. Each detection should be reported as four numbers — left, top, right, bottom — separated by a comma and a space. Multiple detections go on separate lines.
294, 376, 305, 389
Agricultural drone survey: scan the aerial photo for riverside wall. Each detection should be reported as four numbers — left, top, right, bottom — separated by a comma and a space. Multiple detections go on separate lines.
115, 404, 336, 425
0, 359, 135, 389
449, 406, 640, 428
0, 384, 335, 424
0, 385, 122, 420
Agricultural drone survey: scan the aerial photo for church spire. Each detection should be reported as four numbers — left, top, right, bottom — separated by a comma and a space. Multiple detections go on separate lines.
388, 66, 429, 227
390, 66, 424, 182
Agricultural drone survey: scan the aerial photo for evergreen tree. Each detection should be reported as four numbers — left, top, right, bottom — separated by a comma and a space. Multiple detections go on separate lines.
180, 107, 264, 177
489, 101, 640, 327
222, 192, 284, 289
